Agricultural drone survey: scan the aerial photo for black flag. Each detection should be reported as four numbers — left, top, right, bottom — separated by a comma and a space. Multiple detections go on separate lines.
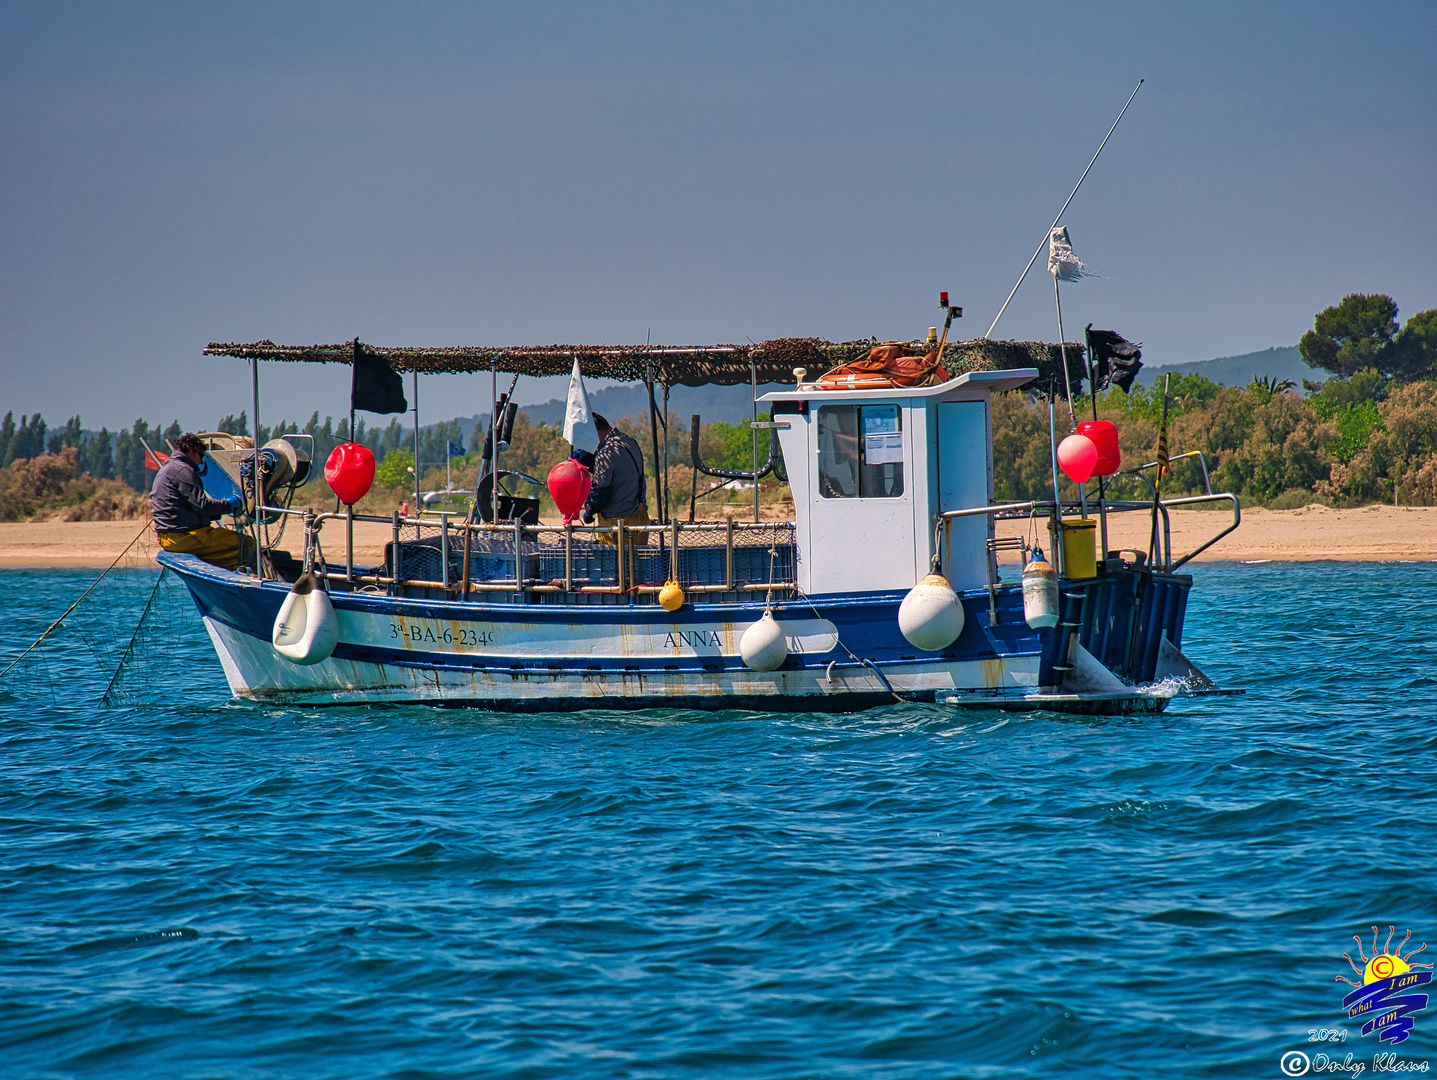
1087, 326, 1143, 393
350, 341, 407, 414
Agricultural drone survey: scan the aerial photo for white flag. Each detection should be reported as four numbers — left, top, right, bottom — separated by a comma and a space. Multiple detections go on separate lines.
562, 356, 598, 453
1048, 226, 1093, 282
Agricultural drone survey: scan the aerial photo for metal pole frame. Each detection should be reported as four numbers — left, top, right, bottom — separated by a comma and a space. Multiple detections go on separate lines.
1147, 372, 1172, 569
490, 359, 498, 524
412, 371, 420, 516
390, 509, 400, 597
440, 512, 450, 591
1047, 397, 1064, 577
662, 383, 671, 524
1085, 325, 1110, 563
645, 366, 662, 523
251, 358, 262, 577
1053, 271, 1087, 520
750, 354, 759, 524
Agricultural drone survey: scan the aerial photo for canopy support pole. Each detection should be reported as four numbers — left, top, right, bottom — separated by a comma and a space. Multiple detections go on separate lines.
661, 384, 666, 528
1053, 272, 1086, 520
1086, 325, 1110, 562
1048, 397, 1064, 577
645, 370, 662, 524
349, 339, 358, 447
251, 358, 262, 578
490, 360, 498, 523
751, 355, 759, 524
412, 372, 420, 516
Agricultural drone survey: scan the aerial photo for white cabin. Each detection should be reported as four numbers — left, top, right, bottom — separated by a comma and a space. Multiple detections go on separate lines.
762, 368, 1037, 597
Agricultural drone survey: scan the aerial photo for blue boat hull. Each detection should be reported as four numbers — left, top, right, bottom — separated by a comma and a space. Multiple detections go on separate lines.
160, 553, 1192, 710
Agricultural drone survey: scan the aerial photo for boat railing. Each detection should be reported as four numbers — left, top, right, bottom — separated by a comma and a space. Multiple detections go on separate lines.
255, 505, 796, 599
940, 490, 1239, 575
1111, 450, 1213, 495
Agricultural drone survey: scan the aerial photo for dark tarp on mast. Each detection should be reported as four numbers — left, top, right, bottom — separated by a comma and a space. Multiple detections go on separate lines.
350, 340, 408, 414
1086, 327, 1144, 393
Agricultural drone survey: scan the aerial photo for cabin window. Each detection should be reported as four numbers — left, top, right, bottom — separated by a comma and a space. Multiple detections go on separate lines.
816, 404, 904, 499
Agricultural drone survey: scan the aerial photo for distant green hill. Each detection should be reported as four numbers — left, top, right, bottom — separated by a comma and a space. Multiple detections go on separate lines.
1138, 346, 1321, 389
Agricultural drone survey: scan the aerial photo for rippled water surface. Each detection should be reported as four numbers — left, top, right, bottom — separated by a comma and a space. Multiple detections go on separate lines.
2, 563, 1435, 1078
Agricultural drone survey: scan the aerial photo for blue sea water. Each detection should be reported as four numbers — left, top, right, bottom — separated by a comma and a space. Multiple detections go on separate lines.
2, 562, 1435, 1079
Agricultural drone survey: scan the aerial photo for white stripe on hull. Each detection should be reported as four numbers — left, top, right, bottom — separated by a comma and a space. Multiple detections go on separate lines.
204, 617, 1040, 705
335, 607, 840, 660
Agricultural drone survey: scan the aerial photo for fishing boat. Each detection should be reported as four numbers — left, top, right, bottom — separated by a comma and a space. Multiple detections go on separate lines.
158, 328, 1239, 713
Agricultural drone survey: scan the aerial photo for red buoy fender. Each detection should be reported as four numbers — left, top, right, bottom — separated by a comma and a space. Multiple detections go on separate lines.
325, 443, 376, 505
547, 458, 592, 523
1077, 420, 1121, 477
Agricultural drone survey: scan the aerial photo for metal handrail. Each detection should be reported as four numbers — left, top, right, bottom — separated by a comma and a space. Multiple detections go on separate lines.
1155, 493, 1240, 570
1110, 449, 1213, 495
689, 413, 788, 483
280, 509, 795, 597
941, 490, 1239, 573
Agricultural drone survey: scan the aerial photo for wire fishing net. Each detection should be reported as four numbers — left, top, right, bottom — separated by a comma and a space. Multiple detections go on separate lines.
0, 519, 213, 709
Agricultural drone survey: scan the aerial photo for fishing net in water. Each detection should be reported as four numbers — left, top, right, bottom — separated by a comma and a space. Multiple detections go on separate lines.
0, 518, 213, 709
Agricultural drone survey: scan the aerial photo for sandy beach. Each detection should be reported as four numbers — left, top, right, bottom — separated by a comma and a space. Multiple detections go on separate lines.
0, 505, 1433, 568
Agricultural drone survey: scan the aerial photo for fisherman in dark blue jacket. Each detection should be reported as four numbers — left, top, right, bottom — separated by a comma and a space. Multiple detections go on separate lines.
152, 433, 250, 571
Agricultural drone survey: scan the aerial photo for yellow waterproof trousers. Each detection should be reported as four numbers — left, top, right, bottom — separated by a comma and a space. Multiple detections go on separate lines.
157, 525, 254, 572
596, 505, 651, 546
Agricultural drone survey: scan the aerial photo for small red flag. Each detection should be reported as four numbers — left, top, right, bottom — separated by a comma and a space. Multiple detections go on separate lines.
141, 439, 169, 472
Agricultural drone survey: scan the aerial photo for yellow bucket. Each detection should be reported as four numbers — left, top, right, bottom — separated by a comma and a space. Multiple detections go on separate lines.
1061, 517, 1097, 579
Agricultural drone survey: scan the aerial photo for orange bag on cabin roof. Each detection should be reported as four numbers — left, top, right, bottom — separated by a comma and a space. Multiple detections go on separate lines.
814, 342, 949, 390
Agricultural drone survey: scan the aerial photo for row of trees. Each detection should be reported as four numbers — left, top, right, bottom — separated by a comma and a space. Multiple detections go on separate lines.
0, 402, 779, 521
0, 413, 182, 490
0, 411, 479, 496
5, 292, 1433, 519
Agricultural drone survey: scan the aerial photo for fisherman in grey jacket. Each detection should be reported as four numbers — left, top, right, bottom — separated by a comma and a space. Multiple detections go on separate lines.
152, 433, 250, 570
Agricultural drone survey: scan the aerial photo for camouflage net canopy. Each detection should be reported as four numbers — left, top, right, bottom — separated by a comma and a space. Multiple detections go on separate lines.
204, 337, 1087, 395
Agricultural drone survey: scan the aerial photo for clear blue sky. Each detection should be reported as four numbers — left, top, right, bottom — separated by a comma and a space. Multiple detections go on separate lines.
2, 1, 1433, 431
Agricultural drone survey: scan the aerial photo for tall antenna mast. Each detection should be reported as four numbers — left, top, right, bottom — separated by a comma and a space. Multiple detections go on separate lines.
985, 79, 1143, 340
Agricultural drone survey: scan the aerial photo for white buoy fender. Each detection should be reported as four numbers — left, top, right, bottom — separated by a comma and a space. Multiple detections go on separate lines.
272, 571, 340, 665
898, 572, 964, 651
739, 610, 788, 672
1022, 547, 1059, 629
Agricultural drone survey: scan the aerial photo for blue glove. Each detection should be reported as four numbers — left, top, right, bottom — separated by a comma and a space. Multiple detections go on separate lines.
581, 510, 595, 524
226, 493, 244, 511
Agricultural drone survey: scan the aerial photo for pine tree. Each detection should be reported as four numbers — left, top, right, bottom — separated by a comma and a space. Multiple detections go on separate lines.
114, 419, 155, 491
10, 414, 47, 462
0, 412, 15, 469
48, 416, 83, 454
83, 428, 115, 479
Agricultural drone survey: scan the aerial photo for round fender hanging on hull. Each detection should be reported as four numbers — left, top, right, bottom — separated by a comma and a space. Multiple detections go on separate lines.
898, 573, 964, 651
658, 581, 685, 612
739, 611, 788, 671
1022, 547, 1059, 629
272, 572, 340, 665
